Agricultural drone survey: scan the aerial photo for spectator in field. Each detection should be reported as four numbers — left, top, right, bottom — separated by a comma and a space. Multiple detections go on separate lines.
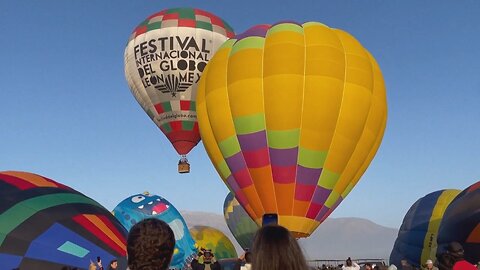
437, 242, 476, 270
422, 259, 438, 270
342, 258, 359, 270
251, 225, 309, 270
127, 218, 175, 270
108, 259, 118, 270
400, 259, 415, 270
241, 251, 252, 270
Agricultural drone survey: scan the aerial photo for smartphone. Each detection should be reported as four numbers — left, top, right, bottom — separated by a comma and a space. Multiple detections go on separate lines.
97, 256, 101, 263
262, 213, 278, 226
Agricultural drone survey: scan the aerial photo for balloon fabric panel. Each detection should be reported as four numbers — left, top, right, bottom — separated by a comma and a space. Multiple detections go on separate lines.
197, 22, 387, 237
124, 8, 234, 156
189, 226, 238, 259
390, 189, 460, 267
223, 192, 259, 250
438, 181, 480, 264
0, 171, 128, 270
113, 193, 197, 270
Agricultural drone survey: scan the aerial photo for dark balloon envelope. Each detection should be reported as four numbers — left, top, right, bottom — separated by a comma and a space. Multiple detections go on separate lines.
0, 171, 127, 270
390, 189, 460, 268
437, 181, 480, 264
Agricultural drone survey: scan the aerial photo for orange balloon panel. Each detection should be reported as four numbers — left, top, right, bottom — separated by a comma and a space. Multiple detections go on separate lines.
197, 22, 387, 237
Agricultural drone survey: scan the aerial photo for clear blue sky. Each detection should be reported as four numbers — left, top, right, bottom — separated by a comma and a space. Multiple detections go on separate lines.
1, 1, 479, 229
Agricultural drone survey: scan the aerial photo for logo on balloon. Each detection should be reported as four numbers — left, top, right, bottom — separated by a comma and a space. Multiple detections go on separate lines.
133, 36, 211, 97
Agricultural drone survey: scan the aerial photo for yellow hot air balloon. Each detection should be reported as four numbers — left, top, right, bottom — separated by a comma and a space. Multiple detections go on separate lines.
197, 22, 387, 237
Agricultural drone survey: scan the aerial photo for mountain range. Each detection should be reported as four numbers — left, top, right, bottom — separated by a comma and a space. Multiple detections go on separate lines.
181, 211, 398, 261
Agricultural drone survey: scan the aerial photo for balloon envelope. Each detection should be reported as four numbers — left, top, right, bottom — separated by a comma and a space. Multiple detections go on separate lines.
0, 171, 127, 270
437, 181, 480, 264
197, 22, 387, 237
113, 192, 196, 270
389, 189, 460, 267
124, 7, 234, 157
189, 226, 238, 259
223, 192, 259, 250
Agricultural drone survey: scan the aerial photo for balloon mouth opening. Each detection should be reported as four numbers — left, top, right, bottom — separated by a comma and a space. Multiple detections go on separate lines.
151, 202, 170, 215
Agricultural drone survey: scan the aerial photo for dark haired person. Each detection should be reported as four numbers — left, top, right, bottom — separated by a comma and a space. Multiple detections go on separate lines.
108, 259, 118, 270
437, 242, 476, 270
127, 218, 175, 270
342, 258, 359, 270
241, 251, 252, 270
251, 225, 309, 270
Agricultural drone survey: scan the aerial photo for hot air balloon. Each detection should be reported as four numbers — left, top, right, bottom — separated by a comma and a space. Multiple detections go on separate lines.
437, 181, 480, 264
113, 192, 197, 270
197, 22, 387, 237
0, 171, 127, 270
189, 226, 238, 259
124, 7, 235, 173
389, 189, 460, 268
223, 192, 259, 250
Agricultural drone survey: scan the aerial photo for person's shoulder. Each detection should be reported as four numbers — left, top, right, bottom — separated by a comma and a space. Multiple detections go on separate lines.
453, 260, 476, 270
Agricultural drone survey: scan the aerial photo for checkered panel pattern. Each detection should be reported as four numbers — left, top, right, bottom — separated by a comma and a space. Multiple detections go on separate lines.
130, 8, 234, 41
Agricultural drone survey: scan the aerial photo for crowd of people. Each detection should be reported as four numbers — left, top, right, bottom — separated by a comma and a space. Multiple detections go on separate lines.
80, 218, 478, 270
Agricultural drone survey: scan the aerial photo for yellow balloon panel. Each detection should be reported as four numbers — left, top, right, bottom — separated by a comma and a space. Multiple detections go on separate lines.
197, 22, 387, 237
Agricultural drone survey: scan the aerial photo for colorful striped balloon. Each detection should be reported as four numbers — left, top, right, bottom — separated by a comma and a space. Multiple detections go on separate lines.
0, 171, 127, 270
124, 8, 234, 166
223, 192, 259, 250
189, 226, 238, 259
197, 22, 387, 237
389, 189, 460, 267
438, 181, 480, 264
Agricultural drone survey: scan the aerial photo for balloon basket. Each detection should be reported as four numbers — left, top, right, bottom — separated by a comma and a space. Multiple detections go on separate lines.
178, 160, 190, 174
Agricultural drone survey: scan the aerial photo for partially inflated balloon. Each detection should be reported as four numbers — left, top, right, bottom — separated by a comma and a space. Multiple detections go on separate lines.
223, 192, 259, 250
113, 192, 196, 270
124, 8, 234, 169
0, 171, 127, 270
197, 22, 387, 237
389, 189, 460, 267
437, 182, 480, 264
189, 226, 237, 259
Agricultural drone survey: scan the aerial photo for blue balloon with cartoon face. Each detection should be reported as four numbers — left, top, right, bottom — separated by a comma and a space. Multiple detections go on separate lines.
113, 192, 197, 270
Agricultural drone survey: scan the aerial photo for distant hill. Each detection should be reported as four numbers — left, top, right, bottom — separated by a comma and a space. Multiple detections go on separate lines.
181, 211, 397, 261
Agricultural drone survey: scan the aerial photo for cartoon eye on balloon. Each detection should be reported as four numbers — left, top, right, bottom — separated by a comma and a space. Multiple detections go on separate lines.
197, 22, 387, 237
124, 7, 235, 173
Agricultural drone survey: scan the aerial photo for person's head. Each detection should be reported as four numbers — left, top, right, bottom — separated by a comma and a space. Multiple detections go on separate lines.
425, 259, 433, 268
127, 218, 175, 270
346, 257, 352, 267
365, 263, 373, 270
244, 251, 252, 264
203, 249, 214, 263
251, 225, 309, 270
447, 241, 464, 260
109, 259, 118, 269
